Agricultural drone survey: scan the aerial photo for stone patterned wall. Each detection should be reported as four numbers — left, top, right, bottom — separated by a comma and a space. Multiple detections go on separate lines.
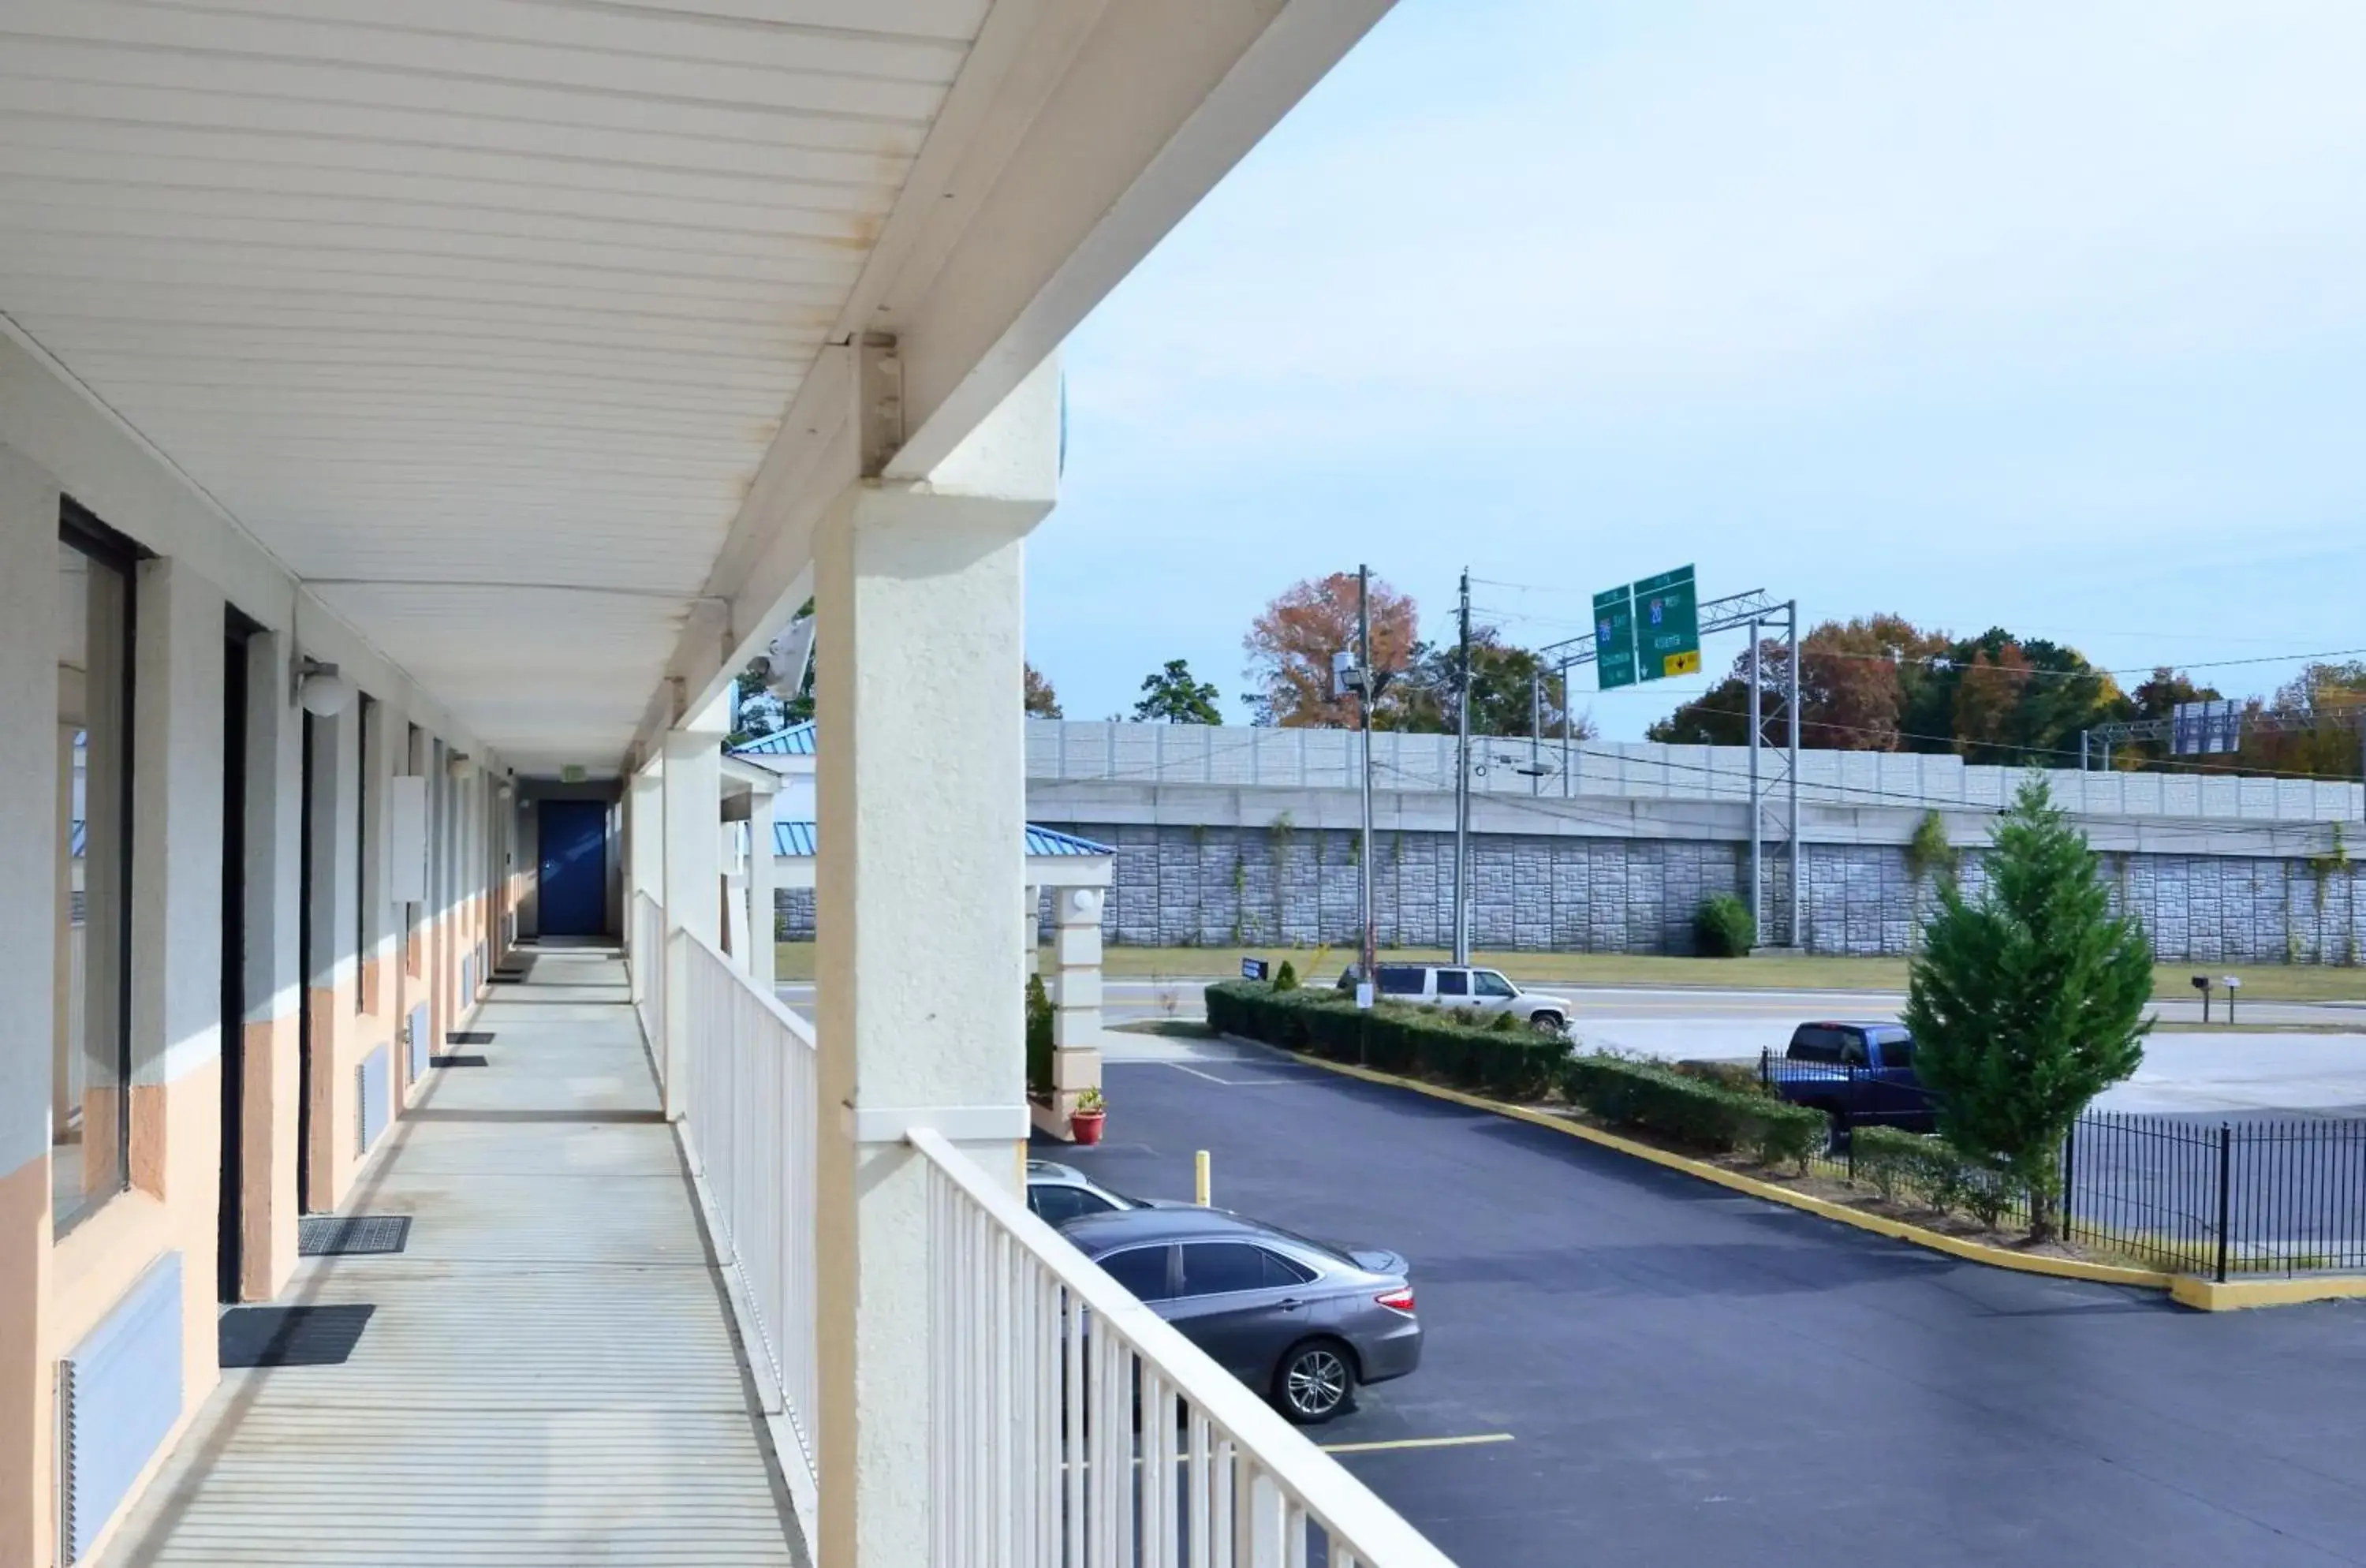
772, 831, 2366, 962
988, 824, 2366, 965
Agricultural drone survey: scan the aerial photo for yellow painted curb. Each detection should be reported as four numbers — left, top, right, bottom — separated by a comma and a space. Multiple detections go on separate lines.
1277, 1050, 2178, 1293
2169, 1273, 2366, 1311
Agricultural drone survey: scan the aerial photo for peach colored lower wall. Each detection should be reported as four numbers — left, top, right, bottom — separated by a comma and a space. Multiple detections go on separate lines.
42, 1057, 225, 1567
0, 1151, 50, 1568
241, 1012, 298, 1302
304, 977, 394, 1215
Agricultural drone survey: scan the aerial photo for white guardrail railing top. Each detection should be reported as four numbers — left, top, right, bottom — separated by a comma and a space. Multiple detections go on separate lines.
915, 1126, 1456, 1568
1025, 719, 2365, 824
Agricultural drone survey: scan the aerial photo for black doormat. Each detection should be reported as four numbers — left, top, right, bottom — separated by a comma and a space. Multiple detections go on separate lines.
446, 1029, 495, 1044
430, 1053, 488, 1068
298, 1215, 411, 1257
219, 1305, 375, 1368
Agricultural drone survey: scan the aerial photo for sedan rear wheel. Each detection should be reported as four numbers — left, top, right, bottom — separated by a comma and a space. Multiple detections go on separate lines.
1274, 1339, 1357, 1424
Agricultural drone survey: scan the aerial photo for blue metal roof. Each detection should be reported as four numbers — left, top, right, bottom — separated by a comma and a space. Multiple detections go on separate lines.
731, 722, 816, 757
1025, 824, 1115, 857
772, 821, 1110, 858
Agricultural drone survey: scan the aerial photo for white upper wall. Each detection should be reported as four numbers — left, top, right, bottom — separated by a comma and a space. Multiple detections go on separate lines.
1026, 719, 2366, 826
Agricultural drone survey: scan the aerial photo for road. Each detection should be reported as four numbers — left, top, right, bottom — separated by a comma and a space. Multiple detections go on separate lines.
772, 979, 2366, 1114
1051, 1040, 2366, 1568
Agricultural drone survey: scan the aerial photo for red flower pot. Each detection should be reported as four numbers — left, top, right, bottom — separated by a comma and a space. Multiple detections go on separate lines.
1069, 1109, 1106, 1146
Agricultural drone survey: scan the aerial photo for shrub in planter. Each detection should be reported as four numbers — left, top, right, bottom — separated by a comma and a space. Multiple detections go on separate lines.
1025, 973, 1054, 1095
1272, 958, 1300, 991
1693, 893, 1757, 958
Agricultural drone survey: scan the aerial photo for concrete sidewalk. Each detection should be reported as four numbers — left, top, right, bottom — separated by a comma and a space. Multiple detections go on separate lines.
108, 946, 804, 1566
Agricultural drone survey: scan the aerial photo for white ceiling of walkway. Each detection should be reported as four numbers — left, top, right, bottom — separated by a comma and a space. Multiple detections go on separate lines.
0, 0, 986, 772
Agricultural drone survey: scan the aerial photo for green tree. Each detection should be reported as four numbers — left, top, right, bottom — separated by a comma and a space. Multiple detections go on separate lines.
1398, 626, 1597, 738
1133, 659, 1223, 724
1902, 775, 2152, 1239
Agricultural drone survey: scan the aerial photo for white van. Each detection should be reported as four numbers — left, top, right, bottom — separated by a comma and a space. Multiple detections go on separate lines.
1339, 964, 1575, 1034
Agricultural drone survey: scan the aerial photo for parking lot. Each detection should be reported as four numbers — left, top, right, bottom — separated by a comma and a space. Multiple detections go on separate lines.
1046, 1041, 2366, 1568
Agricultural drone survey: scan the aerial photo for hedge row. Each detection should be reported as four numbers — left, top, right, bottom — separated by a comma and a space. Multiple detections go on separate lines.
1559, 1054, 1825, 1168
1204, 982, 1569, 1100
1852, 1126, 2024, 1230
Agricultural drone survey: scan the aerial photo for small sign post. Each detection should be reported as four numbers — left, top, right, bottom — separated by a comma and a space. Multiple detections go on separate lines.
1241, 957, 1269, 982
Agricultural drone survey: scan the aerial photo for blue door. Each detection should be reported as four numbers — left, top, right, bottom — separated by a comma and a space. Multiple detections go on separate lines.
538, 800, 607, 935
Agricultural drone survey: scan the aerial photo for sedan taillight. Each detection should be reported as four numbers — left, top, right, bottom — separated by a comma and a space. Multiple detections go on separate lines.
1375, 1286, 1415, 1314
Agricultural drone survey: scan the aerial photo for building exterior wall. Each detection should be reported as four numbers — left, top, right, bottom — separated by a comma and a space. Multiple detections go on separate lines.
2, 335, 510, 1565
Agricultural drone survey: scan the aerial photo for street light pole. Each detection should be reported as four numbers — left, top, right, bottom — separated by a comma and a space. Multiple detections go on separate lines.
1748, 619, 1763, 939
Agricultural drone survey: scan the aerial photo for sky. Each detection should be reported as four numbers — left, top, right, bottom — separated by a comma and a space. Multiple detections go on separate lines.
1021, 0, 2366, 740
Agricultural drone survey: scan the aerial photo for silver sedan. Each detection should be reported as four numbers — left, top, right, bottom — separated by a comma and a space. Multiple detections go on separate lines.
1057, 1205, 1422, 1424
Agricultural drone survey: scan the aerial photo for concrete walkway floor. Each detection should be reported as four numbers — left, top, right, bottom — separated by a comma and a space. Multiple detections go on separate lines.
108, 945, 806, 1566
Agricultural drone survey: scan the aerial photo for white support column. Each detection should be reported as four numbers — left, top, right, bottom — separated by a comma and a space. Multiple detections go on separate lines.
661, 707, 725, 1120
626, 761, 663, 1002
815, 352, 1057, 1568
1021, 883, 1039, 975
1049, 886, 1105, 1121
748, 777, 778, 989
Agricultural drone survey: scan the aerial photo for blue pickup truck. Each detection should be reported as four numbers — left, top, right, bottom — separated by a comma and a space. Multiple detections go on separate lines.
1761, 1021, 1935, 1135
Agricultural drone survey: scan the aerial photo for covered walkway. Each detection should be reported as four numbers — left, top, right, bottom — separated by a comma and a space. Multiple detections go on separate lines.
105, 947, 804, 1566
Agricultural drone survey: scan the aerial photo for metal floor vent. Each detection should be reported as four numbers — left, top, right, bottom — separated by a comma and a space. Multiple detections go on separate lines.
431, 1053, 489, 1068
218, 1305, 375, 1369
447, 1029, 495, 1044
298, 1215, 411, 1257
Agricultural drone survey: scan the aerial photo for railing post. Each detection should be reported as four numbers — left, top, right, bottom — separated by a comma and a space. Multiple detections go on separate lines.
2215, 1121, 2234, 1283
2060, 1118, 2077, 1241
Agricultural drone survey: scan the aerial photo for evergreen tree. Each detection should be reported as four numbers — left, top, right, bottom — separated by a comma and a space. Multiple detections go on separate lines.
1902, 775, 2152, 1239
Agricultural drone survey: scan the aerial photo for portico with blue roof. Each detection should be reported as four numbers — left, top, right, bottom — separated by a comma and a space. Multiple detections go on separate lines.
731, 726, 1116, 1139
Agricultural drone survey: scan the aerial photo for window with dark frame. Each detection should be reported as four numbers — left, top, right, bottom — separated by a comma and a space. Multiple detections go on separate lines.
54, 501, 139, 1236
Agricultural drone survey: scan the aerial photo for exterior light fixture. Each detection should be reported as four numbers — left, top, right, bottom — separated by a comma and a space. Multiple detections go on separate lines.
293, 655, 353, 717
447, 751, 477, 780
1068, 888, 1099, 917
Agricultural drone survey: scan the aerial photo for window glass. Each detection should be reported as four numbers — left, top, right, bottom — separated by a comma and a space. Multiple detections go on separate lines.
1474, 971, 1516, 999
54, 521, 134, 1234
1789, 1029, 1843, 1063
1435, 969, 1470, 997
1178, 1243, 1268, 1297
1879, 1036, 1915, 1068
1261, 1249, 1317, 1288
1030, 1184, 1114, 1225
1097, 1245, 1174, 1301
1375, 965, 1424, 995
1839, 1030, 1871, 1067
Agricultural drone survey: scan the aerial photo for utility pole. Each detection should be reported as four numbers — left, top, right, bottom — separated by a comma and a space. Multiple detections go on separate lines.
1454, 569, 1472, 965
1529, 670, 1543, 795
1748, 621, 1763, 940
1786, 596, 1801, 950
1357, 565, 1376, 992
1559, 664, 1573, 798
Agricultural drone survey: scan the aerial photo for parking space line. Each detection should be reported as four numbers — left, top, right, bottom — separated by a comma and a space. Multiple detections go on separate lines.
1162, 1062, 1308, 1087
1320, 1432, 1515, 1455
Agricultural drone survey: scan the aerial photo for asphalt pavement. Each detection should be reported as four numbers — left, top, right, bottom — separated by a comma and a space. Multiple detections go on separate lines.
1047, 1041, 2366, 1568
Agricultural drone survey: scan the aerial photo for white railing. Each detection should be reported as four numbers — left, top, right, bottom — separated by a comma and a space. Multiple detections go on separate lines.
914, 1128, 1456, 1568
631, 890, 664, 1062
677, 930, 820, 1517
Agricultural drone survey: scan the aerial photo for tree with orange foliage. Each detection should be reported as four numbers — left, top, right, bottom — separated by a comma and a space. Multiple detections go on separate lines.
1950, 642, 2035, 762
1241, 573, 1420, 727
1023, 663, 1062, 718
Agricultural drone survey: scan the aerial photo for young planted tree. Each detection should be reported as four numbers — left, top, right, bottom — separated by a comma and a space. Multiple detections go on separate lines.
1902, 775, 2152, 1239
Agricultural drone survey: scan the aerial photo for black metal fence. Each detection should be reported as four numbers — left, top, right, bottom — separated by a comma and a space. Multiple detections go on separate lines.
1758, 1052, 2366, 1279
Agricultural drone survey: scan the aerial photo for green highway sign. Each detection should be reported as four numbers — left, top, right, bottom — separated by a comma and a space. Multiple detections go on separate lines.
1593, 584, 1638, 689
1634, 565, 1700, 680
1593, 565, 1700, 689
